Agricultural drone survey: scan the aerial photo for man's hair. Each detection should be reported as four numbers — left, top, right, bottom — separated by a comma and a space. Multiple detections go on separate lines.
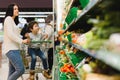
45, 14, 53, 23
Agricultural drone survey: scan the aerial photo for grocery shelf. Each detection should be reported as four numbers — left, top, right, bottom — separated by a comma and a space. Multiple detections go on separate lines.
63, 0, 100, 33
56, 0, 120, 79
66, 60, 81, 80
62, 40, 94, 57
57, 42, 88, 80
56, 50, 80, 80
75, 69, 81, 80
64, 51, 78, 66
69, 42, 95, 57
65, 50, 87, 67
63, 19, 76, 34
63, 0, 74, 20
76, 58, 86, 69
75, 0, 100, 22
65, 52, 84, 80
56, 0, 74, 32
64, 51, 81, 80
96, 50, 120, 71
68, 42, 120, 71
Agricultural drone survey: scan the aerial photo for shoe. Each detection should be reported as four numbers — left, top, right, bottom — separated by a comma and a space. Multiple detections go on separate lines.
26, 66, 29, 69
27, 70, 35, 80
48, 69, 52, 74
42, 70, 52, 79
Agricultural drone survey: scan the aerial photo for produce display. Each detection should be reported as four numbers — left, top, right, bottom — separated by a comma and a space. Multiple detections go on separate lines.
85, 0, 120, 51
78, 59, 120, 80
57, 48, 79, 80
79, 0, 89, 8
55, 0, 120, 80
60, 0, 120, 52
65, 7, 80, 25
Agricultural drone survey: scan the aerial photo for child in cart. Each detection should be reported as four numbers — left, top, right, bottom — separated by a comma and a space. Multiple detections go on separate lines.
26, 21, 52, 79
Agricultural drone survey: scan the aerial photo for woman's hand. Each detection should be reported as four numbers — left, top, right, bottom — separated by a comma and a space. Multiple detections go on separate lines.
25, 33, 30, 38
22, 39, 30, 44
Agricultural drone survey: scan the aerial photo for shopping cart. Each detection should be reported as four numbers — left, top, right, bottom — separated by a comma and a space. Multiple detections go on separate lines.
20, 40, 52, 80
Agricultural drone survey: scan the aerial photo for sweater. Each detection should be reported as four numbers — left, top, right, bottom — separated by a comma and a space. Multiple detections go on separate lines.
44, 24, 54, 48
3, 16, 23, 54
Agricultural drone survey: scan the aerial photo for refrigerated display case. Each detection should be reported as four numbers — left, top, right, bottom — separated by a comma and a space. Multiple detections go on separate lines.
54, 0, 120, 80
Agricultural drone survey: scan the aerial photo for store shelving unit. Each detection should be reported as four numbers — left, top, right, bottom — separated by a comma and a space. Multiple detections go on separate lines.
55, 0, 120, 80
63, 0, 100, 33
64, 49, 86, 80
56, 0, 74, 31
63, 0, 74, 19
66, 41, 120, 71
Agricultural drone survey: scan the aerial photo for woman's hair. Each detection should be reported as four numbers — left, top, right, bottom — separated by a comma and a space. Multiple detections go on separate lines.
4, 3, 19, 25
45, 14, 53, 23
28, 21, 38, 32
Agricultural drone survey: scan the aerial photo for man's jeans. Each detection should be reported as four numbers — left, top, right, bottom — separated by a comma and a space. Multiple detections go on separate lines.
6, 50, 25, 80
28, 48, 48, 70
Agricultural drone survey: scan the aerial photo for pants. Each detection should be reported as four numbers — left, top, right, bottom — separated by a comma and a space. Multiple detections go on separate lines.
48, 48, 53, 70
28, 48, 48, 70
6, 50, 25, 80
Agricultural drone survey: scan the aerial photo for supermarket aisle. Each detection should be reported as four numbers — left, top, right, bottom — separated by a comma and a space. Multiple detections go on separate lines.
0, 54, 47, 80
0, 62, 8, 80
0, 54, 8, 80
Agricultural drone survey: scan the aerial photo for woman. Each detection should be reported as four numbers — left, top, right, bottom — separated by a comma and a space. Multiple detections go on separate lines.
3, 3, 29, 80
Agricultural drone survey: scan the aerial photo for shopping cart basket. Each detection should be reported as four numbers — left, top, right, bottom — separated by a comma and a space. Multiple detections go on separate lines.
20, 40, 52, 80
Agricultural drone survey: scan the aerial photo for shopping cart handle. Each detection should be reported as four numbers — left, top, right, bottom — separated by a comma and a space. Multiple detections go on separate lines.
30, 40, 52, 43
